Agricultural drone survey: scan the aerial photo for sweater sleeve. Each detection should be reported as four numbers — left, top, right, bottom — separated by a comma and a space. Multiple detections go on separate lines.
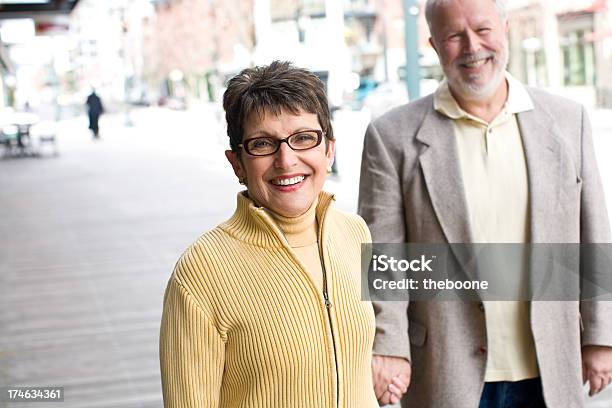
160, 276, 225, 408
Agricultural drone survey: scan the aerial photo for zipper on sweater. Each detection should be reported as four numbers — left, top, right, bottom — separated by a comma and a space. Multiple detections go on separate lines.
319, 245, 339, 408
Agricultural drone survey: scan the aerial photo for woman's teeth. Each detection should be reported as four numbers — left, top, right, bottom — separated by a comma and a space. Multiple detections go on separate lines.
271, 176, 305, 186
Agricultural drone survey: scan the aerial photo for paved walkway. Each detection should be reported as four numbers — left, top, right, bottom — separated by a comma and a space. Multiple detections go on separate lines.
0, 108, 240, 407
1, 106, 611, 407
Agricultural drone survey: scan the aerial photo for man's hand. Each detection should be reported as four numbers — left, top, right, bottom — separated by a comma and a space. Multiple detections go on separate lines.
582, 345, 612, 396
372, 355, 411, 406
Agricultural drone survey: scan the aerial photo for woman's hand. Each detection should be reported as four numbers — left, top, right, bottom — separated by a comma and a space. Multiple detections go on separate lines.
372, 355, 411, 405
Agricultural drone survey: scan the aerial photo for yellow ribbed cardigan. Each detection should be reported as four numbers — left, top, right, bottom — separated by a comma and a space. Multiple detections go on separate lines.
160, 191, 377, 407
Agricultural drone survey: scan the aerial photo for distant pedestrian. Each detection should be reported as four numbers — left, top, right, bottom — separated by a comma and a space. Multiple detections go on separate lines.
86, 90, 104, 139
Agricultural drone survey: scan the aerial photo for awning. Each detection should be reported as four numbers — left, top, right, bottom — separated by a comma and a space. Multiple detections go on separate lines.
0, 0, 80, 19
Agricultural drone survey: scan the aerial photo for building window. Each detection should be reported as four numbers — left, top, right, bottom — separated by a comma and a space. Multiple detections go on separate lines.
558, 11, 596, 87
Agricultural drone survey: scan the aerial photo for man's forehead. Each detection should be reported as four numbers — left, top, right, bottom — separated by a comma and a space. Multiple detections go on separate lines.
430, 0, 501, 31
440, 15, 497, 31
431, 0, 499, 19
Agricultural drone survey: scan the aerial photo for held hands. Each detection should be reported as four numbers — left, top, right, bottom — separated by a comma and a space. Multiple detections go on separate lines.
582, 345, 612, 396
370, 346, 612, 403
369, 346, 612, 403
372, 355, 411, 406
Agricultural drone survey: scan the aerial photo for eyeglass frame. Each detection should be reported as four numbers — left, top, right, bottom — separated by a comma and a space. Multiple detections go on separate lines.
238, 129, 325, 156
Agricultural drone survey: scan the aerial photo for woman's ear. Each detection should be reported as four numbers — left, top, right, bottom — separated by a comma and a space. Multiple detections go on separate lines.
225, 150, 244, 181
326, 140, 336, 168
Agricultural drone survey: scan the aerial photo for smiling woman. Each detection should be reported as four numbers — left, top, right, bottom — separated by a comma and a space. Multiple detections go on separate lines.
225, 109, 333, 217
159, 61, 389, 407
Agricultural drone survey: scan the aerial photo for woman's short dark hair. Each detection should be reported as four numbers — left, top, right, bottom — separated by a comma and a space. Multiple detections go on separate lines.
223, 61, 334, 153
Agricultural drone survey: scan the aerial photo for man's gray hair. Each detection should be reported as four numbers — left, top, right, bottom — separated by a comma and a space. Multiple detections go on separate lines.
425, 0, 508, 36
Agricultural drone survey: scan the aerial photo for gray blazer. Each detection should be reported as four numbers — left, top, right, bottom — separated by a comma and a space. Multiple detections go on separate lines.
358, 88, 612, 408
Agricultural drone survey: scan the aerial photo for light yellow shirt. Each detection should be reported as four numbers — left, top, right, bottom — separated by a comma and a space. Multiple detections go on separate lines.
434, 73, 539, 382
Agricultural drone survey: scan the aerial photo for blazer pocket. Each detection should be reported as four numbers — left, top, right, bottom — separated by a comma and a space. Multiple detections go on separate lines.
408, 320, 427, 347
560, 177, 582, 200
558, 177, 582, 215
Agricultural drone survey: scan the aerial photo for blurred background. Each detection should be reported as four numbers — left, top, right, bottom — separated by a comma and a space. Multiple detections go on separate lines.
0, 0, 611, 407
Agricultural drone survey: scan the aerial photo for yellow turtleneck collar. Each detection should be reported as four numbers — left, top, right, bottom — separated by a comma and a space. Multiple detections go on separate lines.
266, 198, 318, 248
220, 191, 335, 249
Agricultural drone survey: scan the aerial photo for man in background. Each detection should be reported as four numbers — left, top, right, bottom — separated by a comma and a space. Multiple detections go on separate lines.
358, 0, 612, 406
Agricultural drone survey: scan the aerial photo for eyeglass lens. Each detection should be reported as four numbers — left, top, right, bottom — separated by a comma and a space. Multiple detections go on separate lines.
246, 131, 321, 155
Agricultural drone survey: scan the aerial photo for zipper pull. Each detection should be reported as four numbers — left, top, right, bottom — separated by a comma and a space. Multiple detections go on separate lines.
323, 292, 332, 309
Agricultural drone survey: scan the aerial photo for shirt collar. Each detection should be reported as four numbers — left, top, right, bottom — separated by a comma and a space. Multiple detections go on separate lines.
433, 71, 534, 120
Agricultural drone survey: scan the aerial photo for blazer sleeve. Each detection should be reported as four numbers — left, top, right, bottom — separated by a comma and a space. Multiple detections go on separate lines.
160, 276, 225, 407
358, 121, 411, 361
577, 105, 612, 347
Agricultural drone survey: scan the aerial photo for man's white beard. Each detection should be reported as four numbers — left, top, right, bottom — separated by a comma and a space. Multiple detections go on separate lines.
447, 44, 509, 102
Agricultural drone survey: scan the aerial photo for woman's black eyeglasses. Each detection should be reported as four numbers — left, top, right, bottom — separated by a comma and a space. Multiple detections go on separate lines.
239, 129, 324, 156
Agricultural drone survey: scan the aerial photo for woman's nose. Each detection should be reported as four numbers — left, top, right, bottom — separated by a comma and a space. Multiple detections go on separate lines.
273, 142, 298, 169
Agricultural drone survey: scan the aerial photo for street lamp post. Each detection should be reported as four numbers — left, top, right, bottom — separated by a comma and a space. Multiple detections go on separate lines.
402, 0, 420, 100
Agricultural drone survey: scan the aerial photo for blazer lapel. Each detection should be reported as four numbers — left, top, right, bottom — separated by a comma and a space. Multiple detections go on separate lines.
516, 104, 564, 243
416, 98, 565, 244
417, 109, 474, 243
